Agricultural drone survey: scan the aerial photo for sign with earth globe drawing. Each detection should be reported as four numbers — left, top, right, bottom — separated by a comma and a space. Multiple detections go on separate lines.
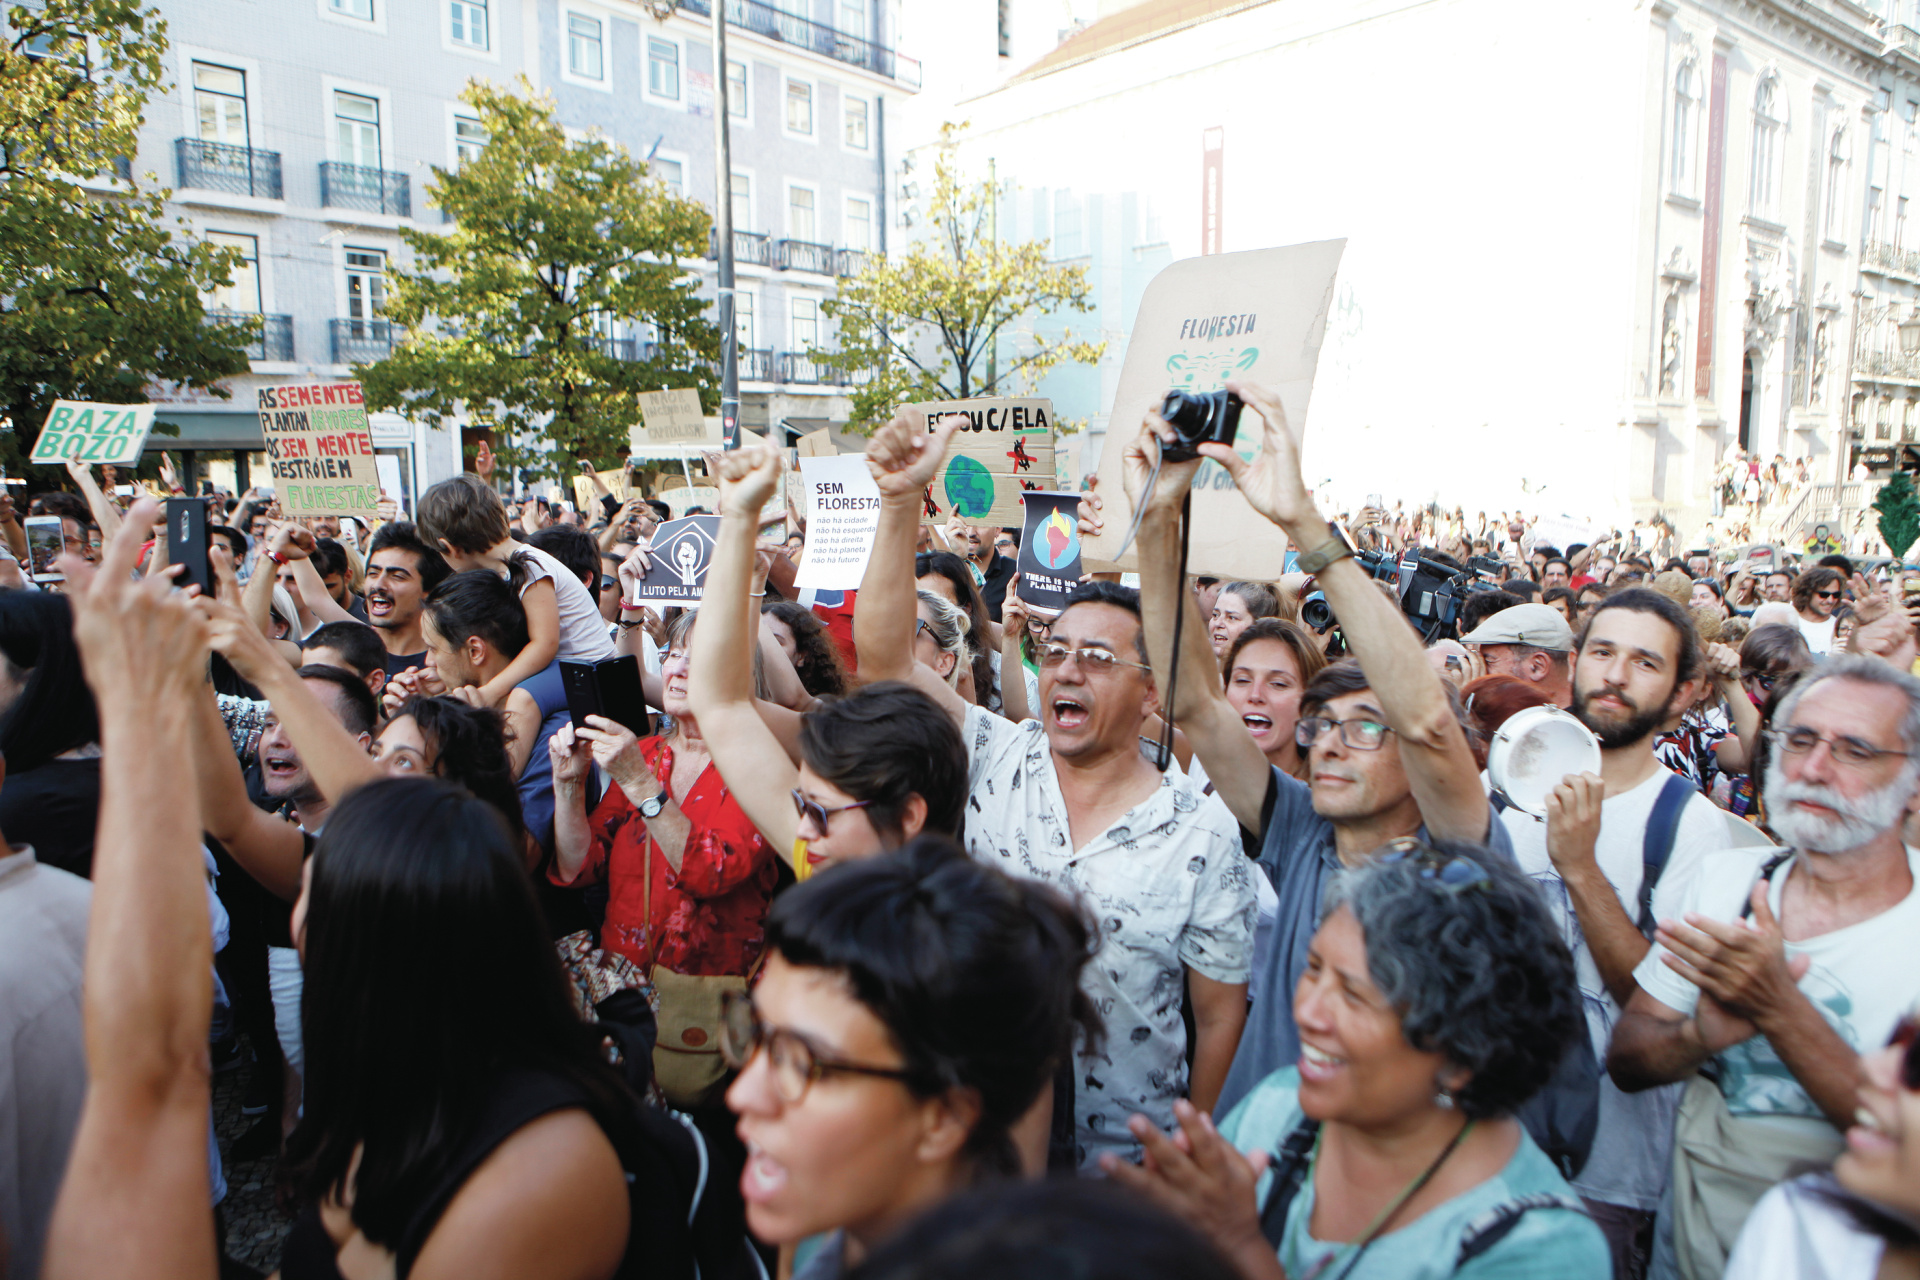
1014, 491, 1085, 612
943, 454, 997, 520
913, 396, 1056, 529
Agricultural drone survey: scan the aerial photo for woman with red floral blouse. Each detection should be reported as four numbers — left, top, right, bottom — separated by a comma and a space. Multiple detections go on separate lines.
549, 612, 778, 978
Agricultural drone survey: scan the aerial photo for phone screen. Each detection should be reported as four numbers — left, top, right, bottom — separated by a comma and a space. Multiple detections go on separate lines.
25, 515, 63, 582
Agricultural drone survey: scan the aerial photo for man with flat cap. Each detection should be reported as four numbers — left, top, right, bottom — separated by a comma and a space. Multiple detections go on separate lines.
1460, 600, 1575, 708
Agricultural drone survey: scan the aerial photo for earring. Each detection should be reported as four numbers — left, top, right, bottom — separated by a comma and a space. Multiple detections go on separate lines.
1434, 1088, 1455, 1110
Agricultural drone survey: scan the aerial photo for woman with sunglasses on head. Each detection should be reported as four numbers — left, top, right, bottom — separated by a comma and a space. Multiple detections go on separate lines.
684, 445, 967, 876
915, 549, 1000, 709
1725, 1007, 1920, 1279
1107, 846, 1608, 1280
723, 834, 1101, 1280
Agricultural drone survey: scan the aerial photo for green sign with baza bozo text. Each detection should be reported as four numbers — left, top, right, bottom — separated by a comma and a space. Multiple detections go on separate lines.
29, 401, 159, 467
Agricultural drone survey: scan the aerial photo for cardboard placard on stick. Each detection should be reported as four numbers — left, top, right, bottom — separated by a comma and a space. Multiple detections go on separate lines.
256, 383, 380, 524
636, 389, 713, 445
1079, 242, 1346, 580
794, 455, 881, 590
29, 401, 158, 466
625, 515, 721, 604
1015, 491, 1085, 613
912, 397, 1054, 530
796, 427, 836, 457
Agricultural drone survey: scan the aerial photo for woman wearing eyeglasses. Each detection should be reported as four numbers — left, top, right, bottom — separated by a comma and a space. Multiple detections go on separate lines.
1107, 845, 1609, 1280
685, 445, 968, 875
722, 835, 1101, 1280
1724, 1009, 1920, 1279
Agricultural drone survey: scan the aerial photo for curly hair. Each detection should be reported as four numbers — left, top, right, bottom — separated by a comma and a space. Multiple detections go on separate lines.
385, 695, 525, 850
764, 599, 850, 698
1321, 844, 1582, 1120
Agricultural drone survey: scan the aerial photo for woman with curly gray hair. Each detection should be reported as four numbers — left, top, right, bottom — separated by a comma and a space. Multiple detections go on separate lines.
1106, 842, 1609, 1280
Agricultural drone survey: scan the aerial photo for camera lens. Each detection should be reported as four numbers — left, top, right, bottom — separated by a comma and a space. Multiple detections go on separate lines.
1300, 591, 1333, 632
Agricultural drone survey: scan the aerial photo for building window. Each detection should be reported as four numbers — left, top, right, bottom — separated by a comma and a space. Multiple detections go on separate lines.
1670, 61, 1696, 194
334, 92, 381, 169
1900, 196, 1909, 250
653, 157, 683, 195
450, 0, 487, 47
1824, 125, 1848, 242
791, 296, 818, 350
329, 0, 373, 19
455, 115, 488, 167
789, 186, 815, 241
845, 96, 869, 150
1748, 74, 1782, 220
735, 290, 755, 349
568, 13, 603, 80
648, 37, 679, 99
727, 59, 748, 118
786, 79, 812, 135
207, 232, 261, 313
730, 172, 751, 231
1053, 189, 1082, 257
839, 0, 865, 40
1871, 185, 1885, 243
345, 248, 385, 330
1908, 101, 1918, 154
193, 62, 248, 147
998, 0, 1010, 57
845, 196, 871, 251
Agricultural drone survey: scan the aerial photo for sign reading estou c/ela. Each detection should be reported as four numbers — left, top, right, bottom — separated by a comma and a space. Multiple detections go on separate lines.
794, 455, 880, 591
913, 397, 1055, 530
256, 382, 380, 524
30, 401, 159, 466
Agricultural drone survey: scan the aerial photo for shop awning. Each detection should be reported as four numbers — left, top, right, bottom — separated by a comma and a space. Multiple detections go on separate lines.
145, 410, 265, 452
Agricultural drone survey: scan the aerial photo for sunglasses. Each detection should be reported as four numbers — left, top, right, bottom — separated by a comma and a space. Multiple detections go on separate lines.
1815, 590, 1842, 600
790, 788, 872, 833
1376, 837, 1491, 893
1890, 1015, 1920, 1091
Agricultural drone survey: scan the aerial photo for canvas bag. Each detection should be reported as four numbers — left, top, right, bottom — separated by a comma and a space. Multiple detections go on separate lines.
640, 833, 746, 1110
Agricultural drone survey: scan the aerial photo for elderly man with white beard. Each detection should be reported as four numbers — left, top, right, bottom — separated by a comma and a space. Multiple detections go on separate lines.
1608, 652, 1920, 1278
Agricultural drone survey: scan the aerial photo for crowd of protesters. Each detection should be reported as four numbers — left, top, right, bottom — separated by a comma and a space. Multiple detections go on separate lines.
0, 385, 1916, 1280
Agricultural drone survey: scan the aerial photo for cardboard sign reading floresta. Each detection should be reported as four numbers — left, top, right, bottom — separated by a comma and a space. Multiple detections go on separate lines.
29, 401, 158, 466
1080, 241, 1347, 580
257, 383, 380, 525
912, 397, 1055, 530
794, 455, 881, 591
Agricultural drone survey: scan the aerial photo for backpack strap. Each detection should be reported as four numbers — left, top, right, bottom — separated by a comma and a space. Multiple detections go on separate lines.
1739, 850, 1795, 920
1637, 773, 1695, 934
1258, 1115, 1321, 1247
1455, 1193, 1591, 1266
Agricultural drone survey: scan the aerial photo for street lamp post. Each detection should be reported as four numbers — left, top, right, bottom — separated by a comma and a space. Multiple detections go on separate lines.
712, 0, 738, 448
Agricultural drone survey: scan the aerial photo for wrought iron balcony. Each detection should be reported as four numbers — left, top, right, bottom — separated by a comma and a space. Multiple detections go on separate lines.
708, 228, 771, 266
331, 318, 397, 364
779, 351, 831, 384
673, 0, 920, 87
1864, 240, 1920, 280
320, 162, 411, 218
777, 239, 835, 274
176, 138, 283, 199
1859, 349, 1920, 381
835, 248, 868, 278
207, 311, 293, 362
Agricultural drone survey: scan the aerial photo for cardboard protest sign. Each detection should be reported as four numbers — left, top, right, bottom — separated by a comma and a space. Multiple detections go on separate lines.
796, 427, 836, 458
1015, 491, 1085, 613
29, 401, 158, 466
625, 515, 721, 604
794, 456, 880, 590
256, 383, 380, 524
660, 485, 718, 519
912, 397, 1055, 530
1080, 241, 1346, 580
635, 389, 713, 446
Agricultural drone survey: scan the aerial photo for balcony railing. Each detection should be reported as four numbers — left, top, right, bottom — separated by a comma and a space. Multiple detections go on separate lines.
674, 0, 920, 87
780, 351, 830, 384
320, 162, 411, 217
777, 239, 836, 274
708, 228, 771, 266
208, 311, 293, 362
1864, 240, 1920, 280
331, 318, 397, 364
1859, 349, 1920, 381
835, 248, 868, 278
176, 138, 283, 199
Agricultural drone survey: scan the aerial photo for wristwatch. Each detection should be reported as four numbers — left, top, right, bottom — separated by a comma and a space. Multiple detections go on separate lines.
637, 790, 667, 819
1294, 526, 1356, 575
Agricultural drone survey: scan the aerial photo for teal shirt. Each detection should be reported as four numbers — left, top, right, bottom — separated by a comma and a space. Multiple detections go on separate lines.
1218, 1069, 1610, 1279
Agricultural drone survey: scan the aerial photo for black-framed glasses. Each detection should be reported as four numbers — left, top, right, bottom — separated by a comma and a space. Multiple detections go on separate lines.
1036, 642, 1151, 673
790, 788, 872, 834
1890, 1014, 1920, 1091
1815, 589, 1842, 601
1767, 726, 1912, 770
1376, 837, 1491, 893
1295, 715, 1394, 751
719, 990, 923, 1104
914, 618, 931, 642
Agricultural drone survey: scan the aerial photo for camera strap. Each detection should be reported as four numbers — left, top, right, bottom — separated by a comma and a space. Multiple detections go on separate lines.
1154, 489, 1191, 772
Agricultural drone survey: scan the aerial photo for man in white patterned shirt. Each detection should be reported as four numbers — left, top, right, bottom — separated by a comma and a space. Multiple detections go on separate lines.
855, 410, 1254, 1170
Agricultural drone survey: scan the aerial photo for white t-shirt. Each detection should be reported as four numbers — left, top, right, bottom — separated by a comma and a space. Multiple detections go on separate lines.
515, 544, 615, 663
1500, 768, 1746, 1210
1724, 1175, 1887, 1280
1798, 614, 1837, 656
1635, 844, 1920, 1122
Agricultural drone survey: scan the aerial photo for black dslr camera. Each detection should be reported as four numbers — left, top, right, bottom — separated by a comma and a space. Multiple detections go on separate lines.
1158, 389, 1243, 462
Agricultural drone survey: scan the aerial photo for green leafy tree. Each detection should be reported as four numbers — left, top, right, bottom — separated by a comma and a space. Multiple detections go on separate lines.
817, 124, 1104, 428
359, 79, 719, 483
0, 0, 254, 470
1875, 470, 1920, 560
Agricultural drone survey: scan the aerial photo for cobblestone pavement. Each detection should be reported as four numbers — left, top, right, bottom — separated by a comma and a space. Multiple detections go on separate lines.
213, 1034, 291, 1275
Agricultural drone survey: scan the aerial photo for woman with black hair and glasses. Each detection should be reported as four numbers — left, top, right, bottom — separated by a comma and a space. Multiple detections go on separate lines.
721, 834, 1101, 1280
1107, 845, 1609, 1280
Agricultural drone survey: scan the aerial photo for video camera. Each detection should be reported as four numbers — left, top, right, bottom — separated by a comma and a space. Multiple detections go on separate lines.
1301, 546, 1473, 646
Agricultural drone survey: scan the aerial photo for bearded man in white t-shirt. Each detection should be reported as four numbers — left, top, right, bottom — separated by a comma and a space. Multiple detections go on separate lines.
1610, 653, 1920, 1276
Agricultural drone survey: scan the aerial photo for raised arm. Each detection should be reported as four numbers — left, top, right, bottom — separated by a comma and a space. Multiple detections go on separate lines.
1124, 416, 1270, 833
190, 680, 305, 900
1207, 380, 1488, 844
271, 524, 355, 627
1000, 575, 1035, 724
64, 458, 124, 541
45, 500, 217, 1280
687, 444, 803, 862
